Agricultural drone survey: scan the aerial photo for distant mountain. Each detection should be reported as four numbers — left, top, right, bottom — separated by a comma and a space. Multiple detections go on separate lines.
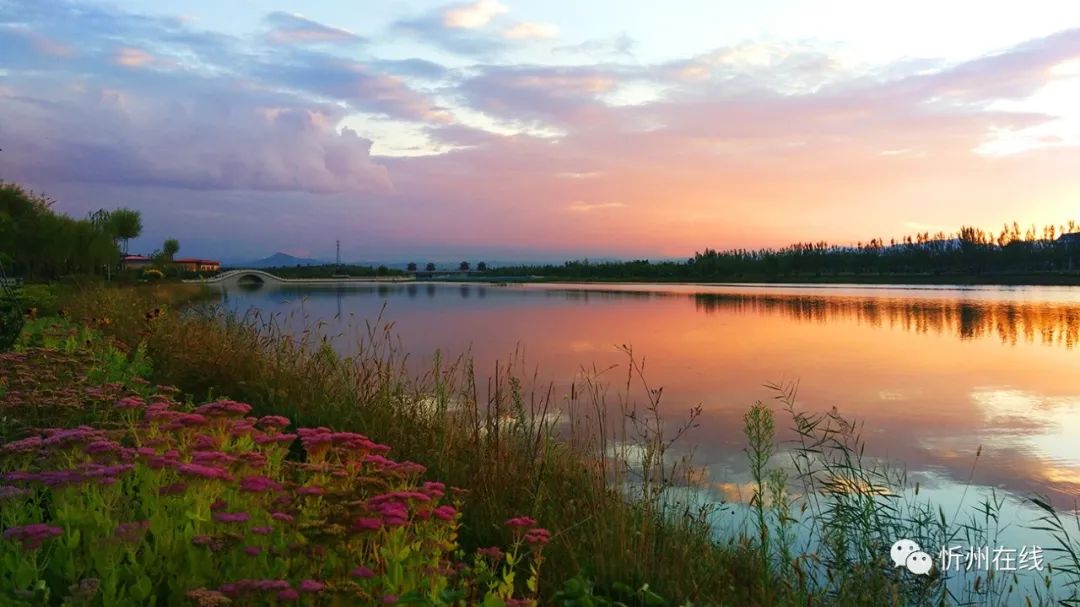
242, 252, 325, 268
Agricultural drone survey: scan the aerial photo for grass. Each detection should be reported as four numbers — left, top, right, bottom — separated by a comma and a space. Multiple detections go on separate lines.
5, 281, 1080, 605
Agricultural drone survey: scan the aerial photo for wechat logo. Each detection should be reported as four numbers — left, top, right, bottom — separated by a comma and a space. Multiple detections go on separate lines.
891, 539, 933, 575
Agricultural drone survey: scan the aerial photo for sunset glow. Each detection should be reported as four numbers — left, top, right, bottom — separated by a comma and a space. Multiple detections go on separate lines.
2, 0, 1079, 260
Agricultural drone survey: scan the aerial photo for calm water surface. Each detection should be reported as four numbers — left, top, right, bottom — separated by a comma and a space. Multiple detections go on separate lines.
222, 281, 1080, 533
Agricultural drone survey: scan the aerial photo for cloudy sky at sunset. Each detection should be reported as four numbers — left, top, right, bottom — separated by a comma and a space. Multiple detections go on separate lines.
2, 0, 1080, 261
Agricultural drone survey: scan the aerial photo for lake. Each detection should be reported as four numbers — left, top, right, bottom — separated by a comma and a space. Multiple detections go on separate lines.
220, 280, 1080, 563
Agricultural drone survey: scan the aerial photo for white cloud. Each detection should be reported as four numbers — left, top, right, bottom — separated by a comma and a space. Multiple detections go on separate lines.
503, 21, 560, 40
442, 0, 507, 29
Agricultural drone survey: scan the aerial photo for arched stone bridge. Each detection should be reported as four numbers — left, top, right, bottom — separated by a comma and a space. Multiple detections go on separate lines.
187, 270, 413, 288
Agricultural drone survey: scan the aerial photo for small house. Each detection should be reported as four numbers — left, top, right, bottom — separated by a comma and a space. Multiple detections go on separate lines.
173, 258, 221, 272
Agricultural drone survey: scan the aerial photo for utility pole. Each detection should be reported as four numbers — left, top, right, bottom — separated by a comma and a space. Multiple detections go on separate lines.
336, 240, 341, 266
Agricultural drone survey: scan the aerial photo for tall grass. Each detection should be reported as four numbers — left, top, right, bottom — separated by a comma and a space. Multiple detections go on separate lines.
736, 382, 1080, 607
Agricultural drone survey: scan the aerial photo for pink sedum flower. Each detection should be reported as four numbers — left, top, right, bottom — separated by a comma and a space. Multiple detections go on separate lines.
298, 579, 325, 593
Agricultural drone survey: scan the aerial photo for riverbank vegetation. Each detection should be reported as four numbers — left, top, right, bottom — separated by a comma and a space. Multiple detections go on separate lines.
4, 283, 1080, 605
486, 221, 1080, 284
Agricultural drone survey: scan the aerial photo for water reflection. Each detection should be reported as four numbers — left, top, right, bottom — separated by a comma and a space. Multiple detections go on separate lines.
694, 293, 1080, 348
221, 281, 1080, 507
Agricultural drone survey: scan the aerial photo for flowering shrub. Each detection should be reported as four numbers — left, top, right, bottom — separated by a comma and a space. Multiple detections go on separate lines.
0, 395, 548, 605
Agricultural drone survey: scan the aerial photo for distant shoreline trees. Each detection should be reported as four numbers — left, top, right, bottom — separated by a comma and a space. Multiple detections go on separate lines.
490, 221, 1080, 281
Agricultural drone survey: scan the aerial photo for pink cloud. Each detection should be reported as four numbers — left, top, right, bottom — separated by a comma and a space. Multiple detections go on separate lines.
115, 47, 154, 68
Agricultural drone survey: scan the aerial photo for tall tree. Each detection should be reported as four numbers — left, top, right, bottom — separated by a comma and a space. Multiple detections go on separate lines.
109, 208, 143, 254
162, 238, 180, 261
458, 261, 470, 272
406, 262, 418, 272
425, 262, 436, 272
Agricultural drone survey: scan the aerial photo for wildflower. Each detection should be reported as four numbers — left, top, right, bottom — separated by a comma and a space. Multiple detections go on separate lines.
251, 526, 273, 536
177, 463, 232, 481
257, 415, 291, 430
192, 434, 220, 450
84, 440, 123, 456
195, 400, 253, 418
422, 481, 446, 498
114, 396, 144, 410
243, 546, 261, 557
433, 505, 456, 521
271, 512, 294, 523
525, 528, 551, 546
382, 595, 398, 604
3, 523, 63, 550
240, 452, 267, 469
505, 516, 537, 529
3, 471, 38, 483
364, 454, 394, 468
114, 521, 150, 544
350, 566, 376, 579
164, 413, 209, 430
239, 475, 281, 493
297, 485, 325, 496
298, 580, 325, 593
191, 451, 238, 466
229, 420, 256, 437
3, 436, 43, 454
277, 589, 299, 601
353, 517, 381, 531
213, 511, 250, 524
42, 426, 105, 448
253, 433, 296, 446
506, 599, 534, 607
298, 428, 333, 454
478, 546, 504, 561
0, 485, 31, 501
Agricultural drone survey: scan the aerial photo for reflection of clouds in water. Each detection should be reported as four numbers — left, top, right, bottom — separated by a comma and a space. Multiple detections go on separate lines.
972, 389, 1080, 467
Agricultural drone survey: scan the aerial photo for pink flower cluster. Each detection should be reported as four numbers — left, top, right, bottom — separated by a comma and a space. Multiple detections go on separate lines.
1, 391, 549, 604
3, 523, 63, 550
506, 515, 551, 546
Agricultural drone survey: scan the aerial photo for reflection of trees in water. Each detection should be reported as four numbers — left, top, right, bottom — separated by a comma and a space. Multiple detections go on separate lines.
694, 294, 1080, 348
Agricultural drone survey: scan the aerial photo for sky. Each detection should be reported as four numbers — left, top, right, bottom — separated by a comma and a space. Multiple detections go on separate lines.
2, 0, 1080, 262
